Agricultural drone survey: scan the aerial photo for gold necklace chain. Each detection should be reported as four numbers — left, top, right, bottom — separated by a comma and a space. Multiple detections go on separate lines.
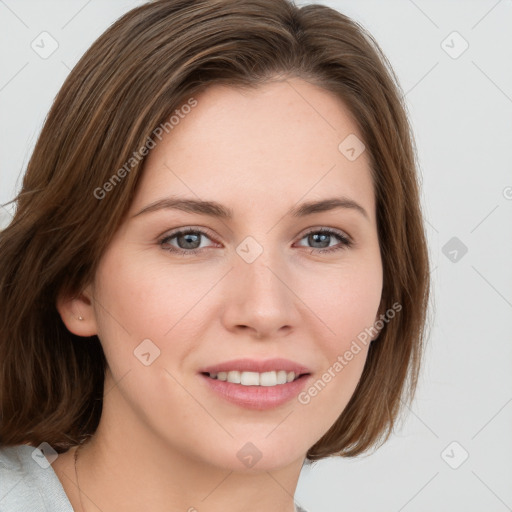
74, 443, 87, 512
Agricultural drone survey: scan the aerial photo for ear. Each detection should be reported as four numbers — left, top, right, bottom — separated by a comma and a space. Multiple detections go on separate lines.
56, 284, 98, 337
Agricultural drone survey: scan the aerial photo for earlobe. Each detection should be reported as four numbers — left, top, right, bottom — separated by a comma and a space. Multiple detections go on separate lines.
56, 286, 98, 337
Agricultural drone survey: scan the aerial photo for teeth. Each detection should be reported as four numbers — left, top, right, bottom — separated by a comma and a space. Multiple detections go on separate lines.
208, 370, 299, 386
277, 370, 287, 384
227, 370, 240, 383
241, 371, 260, 386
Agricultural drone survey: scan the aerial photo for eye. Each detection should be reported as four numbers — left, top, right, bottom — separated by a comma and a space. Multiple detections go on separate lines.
159, 226, 353, 257
160, 227, 217, 257
295, 228, 353, 254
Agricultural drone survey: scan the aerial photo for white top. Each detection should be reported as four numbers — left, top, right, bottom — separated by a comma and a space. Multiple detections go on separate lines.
0, 444, 309, 511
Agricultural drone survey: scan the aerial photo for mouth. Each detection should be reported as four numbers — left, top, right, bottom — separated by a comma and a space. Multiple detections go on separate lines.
198, 358, 311, 386
201, 370, 308, 387
197, 358, 312, 410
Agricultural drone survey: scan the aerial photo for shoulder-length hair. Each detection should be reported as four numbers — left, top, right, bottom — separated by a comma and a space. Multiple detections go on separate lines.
0, 0, 430, 460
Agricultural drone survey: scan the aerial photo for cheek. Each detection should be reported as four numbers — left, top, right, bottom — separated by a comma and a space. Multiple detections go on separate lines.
324, 278, 382, 345
91, 246, 216, 382
91, 247, 163, 366
93, 246, 199, 336
295, 255, 382, 406
300, 254, 383, 346
294, 266, 381, 429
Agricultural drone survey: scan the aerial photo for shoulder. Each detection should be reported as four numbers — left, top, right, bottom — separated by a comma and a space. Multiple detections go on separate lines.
0, 444, 73, 512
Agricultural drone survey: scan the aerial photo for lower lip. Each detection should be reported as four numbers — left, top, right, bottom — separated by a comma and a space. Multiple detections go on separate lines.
199, 373, 311, 410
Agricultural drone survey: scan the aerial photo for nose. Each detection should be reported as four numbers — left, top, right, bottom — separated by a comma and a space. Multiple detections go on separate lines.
220, 246, 300, 340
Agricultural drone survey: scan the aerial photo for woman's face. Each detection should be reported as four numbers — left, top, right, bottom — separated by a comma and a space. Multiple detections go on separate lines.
80, 78, 382, 470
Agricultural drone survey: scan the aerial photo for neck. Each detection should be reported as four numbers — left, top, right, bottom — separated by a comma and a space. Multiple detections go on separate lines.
73, 432, 302, 512
64, 378, 304, 512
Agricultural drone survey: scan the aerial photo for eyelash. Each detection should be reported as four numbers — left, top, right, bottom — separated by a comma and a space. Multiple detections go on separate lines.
159, 227, 353, 257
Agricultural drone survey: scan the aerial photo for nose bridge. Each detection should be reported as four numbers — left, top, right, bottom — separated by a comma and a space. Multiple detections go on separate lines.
224, 232, 298, 336
236, 235, 288, 301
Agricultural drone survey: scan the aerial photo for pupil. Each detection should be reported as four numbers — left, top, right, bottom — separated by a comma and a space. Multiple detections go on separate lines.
311, 233, 329, 248
180, 233, 200, 249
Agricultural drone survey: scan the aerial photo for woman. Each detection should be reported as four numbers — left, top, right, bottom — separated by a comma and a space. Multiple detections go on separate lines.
0, 0, 430, 511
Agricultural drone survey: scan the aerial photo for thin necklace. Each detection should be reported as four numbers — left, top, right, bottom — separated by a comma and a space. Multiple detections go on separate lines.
74, 443, 86, 512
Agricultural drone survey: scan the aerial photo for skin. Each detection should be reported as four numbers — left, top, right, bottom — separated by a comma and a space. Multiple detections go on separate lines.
54, 77, 383, 512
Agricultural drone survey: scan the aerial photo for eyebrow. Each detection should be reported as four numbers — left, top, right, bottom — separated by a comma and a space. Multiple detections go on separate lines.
132, 196, 369, 221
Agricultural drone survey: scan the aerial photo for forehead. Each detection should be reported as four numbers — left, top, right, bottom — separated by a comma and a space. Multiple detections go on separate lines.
131, 78, 375, 223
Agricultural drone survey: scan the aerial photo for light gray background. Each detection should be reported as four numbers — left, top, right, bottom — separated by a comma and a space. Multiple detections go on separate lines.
1, 1, 511, 511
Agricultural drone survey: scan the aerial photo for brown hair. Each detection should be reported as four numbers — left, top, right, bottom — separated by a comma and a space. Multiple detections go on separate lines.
0, 0, 430, 460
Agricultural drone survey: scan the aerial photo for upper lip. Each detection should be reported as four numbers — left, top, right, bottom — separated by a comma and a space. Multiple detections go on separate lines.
199, 358, 311, 375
